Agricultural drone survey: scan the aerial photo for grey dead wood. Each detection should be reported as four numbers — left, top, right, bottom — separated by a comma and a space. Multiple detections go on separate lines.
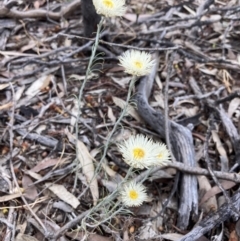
81, 0, 101, 38
30, 163, 75, 185
0, 29, 10, 51
167, 162, 240, 183
0, 0, 81, 20
28, 218, 55, 240
3, 204, 16, 241
217, 106, 240, 165
134, 162, 240, 186
0, 148, 19, 165
47, 210, 89, 241
178, 189, 240, 241
136, 61, 198, 230
16, 129, 58, 148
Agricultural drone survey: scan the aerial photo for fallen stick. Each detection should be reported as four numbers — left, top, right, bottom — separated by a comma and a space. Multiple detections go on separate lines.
0, 0, 81, 20
136, 59, 198, 230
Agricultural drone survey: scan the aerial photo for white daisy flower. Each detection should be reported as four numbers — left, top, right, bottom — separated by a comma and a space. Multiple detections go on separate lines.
118, 50, 155, 76
118, 134, 160, 169
120, 181, 147, 207
152, 142, 171, 166
92, 0, 126, 18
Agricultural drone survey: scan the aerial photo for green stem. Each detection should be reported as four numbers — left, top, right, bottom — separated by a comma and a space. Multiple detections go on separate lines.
95, 76, 138, 174
78, 17, 104, 104
74, 17, 104, 191
125, 166, 134, 180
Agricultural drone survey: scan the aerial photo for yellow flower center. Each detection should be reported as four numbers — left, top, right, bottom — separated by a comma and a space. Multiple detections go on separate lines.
158, 153, 163, 159
134, 61, 143, 69
133, 148, 145, 160
129, 190, 138, 200
103, 0, 114, 8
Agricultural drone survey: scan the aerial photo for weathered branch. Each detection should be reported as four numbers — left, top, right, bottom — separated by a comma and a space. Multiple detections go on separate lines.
136, 60, 198, 230
0, 0, 81, 20
15, 129, 58, 148
178, 189, 240, 241
81, 0, 101, 37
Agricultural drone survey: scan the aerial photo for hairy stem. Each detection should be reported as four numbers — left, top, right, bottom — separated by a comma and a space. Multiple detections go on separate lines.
95, 76, 138, 174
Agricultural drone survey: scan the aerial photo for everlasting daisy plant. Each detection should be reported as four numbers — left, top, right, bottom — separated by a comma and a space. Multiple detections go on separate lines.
118, 50, 155, 76
120, 181, 148, 207
93, 0, 126, 18
118, 134, 160, 169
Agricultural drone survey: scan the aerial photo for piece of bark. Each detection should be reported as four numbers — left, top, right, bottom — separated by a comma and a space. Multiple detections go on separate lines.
0, 0, 81, 20
81, 0, 101, 37
178, 189, 240, 241
16, 129, 58, 148
217, 106, 240, 165
136, 60, 198, 230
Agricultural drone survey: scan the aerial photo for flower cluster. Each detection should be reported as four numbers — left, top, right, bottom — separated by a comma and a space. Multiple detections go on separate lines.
93, 0, 126, 17
92, 0, 162, 208
118, 135, 170, 206
118, 134, 170, 169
